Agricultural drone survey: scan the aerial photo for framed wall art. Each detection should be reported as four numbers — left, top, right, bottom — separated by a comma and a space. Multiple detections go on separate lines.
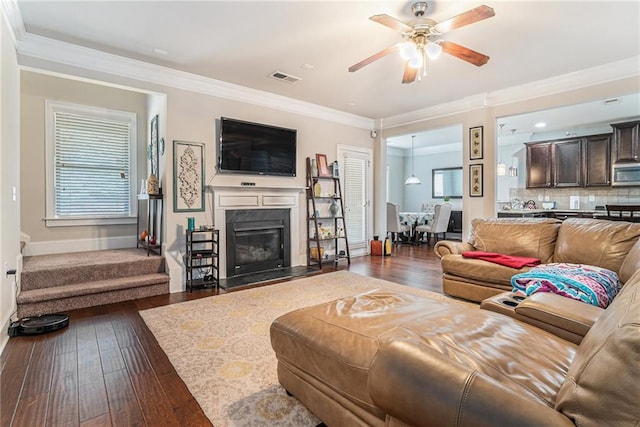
173, 140, 205, 212
469, 164, 483, 197
316, 153, 331, 177
149, 114, 159, 175
469, 125, 483, 160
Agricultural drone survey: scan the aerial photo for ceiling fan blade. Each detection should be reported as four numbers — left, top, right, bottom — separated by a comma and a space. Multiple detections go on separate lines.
370, 14, 413, 33
435, 5, 495, 33
402, 62, 418, 84
349, 44, 400, 72
440, 41, 490, 66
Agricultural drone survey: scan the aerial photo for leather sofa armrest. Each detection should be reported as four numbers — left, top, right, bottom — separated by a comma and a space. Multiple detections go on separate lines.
514, 292, 603, 337
369, 339, 574, 427
434, 240, 474, 257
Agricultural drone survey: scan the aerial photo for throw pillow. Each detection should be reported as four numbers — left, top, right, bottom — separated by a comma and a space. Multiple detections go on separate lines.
511, 263, 621, 308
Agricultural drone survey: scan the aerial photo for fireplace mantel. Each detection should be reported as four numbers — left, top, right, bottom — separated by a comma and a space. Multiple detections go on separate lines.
210, 185, 305, 278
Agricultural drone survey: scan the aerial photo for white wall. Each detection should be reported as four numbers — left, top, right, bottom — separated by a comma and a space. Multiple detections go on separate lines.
1, 11, 22, 355
387, 148, 463, 212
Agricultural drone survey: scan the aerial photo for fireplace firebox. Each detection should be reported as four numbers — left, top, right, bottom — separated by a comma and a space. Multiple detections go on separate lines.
225, 209, 290, 277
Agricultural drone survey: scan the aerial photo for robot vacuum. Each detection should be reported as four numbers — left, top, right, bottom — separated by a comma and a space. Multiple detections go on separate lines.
8, 313, 69, 337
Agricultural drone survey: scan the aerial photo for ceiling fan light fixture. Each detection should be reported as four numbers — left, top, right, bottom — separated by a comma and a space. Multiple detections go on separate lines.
425, 41, 442, 60
400, 42, 418, 60
408, 52, 423, 69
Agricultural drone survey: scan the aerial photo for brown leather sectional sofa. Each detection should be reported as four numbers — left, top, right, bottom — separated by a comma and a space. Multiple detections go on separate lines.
269, 217, 640, 426
270, 269, 640, 426
435, 217, 640, 302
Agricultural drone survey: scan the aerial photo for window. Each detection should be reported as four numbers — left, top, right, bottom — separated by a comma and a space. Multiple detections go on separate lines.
46, 101, 137, 226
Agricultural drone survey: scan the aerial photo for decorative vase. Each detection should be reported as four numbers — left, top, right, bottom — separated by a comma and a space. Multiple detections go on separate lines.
311, 159, 318, 177
147, 173, 159, 195
313, 182, 322, 197
329, 199, 340, 217
140, 179, 147, 195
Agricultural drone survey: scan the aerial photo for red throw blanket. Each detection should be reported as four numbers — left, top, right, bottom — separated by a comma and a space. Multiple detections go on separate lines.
462, 251, 541, 269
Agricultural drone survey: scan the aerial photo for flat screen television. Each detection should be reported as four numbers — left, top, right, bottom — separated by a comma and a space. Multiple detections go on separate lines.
217, 117, 297, 176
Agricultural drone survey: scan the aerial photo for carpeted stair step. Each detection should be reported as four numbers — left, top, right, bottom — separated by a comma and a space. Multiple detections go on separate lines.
21, 248, 165, 291
17, 273, 169, 318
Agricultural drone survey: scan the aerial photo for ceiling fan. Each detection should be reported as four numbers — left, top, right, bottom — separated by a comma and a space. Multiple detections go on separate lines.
349, 2, 495, 84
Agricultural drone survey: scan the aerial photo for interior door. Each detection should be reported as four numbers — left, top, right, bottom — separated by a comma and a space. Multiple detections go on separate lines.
337, 145, 372, 256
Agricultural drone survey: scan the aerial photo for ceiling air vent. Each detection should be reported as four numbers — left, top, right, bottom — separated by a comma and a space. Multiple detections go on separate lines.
268, 71, 301, 84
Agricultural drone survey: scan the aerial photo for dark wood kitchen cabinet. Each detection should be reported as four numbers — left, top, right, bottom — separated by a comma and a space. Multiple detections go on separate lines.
526, 139, 581, 188
526, 142, 552, 188
553, 138, 582, 187
583, 134, 611, 186
527, 134, 611, 189
611, 121, 640, 164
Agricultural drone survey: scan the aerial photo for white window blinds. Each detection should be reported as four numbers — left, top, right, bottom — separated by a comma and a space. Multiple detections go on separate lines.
343, 155, 368, 243
47, 101, 137, 223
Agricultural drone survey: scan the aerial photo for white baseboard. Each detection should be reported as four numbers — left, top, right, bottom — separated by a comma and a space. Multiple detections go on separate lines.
23, 235, 137, 256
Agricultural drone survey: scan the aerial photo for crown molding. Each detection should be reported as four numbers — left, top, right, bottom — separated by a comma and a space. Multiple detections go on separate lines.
382, 56, 640, 129
1, 0, 25, 45
15, 33, 374, 130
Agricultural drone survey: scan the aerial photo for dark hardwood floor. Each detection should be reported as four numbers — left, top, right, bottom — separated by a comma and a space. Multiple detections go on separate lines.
0, 245, 443, 427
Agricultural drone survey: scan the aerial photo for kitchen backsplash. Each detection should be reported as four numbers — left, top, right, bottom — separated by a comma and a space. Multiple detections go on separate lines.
509, 187, 640, 210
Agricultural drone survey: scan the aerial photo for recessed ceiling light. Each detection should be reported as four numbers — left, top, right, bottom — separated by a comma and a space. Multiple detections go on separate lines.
300, 63, 314, 70
534, 122, 546, 128
347, 102, 356, 106
152, 48, 168, 56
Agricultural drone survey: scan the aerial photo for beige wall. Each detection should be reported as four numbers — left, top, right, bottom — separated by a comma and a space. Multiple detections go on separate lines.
1, 13, 22, 354
162, 88, 372, 290
377, 77, 640, 237
20, 71, 148, 244
16, 62, 372, 291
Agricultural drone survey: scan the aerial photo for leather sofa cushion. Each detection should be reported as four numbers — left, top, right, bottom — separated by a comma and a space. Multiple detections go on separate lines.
370, 304, 577, 426
553, 218, 640, 280
469, 218, 561, 263
270, 292, 452, 419
442, 254, 530, 286
556, 271, 640, 426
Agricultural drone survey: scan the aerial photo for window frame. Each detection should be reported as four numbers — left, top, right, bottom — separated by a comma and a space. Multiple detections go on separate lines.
45, 100, 138, 227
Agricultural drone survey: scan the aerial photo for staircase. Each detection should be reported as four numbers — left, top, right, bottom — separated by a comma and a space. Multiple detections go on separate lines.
17, 248, 170, 318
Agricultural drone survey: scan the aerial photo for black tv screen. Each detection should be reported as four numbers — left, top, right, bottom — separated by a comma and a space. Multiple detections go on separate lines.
218, 117, 297, 176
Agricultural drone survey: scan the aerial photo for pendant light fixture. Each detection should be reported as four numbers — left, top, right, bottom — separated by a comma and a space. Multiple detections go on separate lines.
405, 135, 421, 185
497, 123, 507, 176
508, 128, 518, 177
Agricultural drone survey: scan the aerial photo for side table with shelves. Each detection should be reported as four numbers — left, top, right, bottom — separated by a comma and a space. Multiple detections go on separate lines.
137, 193, 163, 255
185, 229, 219, 291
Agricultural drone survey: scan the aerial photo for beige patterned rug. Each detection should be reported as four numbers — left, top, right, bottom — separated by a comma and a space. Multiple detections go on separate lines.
140, 270, 465, 426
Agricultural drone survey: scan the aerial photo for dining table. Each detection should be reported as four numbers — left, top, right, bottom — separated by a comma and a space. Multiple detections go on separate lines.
399, 211, 433, 241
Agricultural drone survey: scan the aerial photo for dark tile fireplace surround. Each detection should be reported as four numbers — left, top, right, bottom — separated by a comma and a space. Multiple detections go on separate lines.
225, 209, 291, 278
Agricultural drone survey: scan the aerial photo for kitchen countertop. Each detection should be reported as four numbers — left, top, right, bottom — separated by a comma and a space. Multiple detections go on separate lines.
499, 209, 607, 215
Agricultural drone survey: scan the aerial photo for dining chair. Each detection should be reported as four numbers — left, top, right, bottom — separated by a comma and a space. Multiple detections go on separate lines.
386, 202, 411, 244
605, 204, 640, 222
415, 203, 452, 245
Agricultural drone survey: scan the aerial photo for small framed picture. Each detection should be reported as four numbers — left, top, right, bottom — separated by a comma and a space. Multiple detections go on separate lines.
332, 161, 339, 178
316, 153, 331, 177
469, 164, 483, 197
469, 126, 483, 160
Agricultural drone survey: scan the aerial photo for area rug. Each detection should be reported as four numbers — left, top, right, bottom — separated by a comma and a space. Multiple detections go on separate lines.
140, 271, 468, 426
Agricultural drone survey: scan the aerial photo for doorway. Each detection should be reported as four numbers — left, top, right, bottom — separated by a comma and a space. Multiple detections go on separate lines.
337, 145, 372, 257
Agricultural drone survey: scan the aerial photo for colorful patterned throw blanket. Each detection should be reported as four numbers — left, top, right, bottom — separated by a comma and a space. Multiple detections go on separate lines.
511, 263, 621, 308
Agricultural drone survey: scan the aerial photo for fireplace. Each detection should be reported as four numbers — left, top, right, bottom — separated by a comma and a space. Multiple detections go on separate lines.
225, 209, 290, 277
